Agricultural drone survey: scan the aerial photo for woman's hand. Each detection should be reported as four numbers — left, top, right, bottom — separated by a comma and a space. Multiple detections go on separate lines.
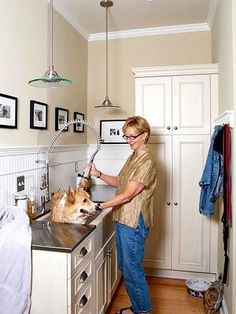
86, 164, 119, 187
87, 163, 101, 178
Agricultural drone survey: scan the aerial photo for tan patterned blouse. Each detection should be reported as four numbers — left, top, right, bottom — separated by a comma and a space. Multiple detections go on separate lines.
112, 147, 157, 229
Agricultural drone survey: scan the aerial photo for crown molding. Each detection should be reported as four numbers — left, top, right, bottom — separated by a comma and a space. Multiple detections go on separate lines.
54, 0, 212, 41
207, 0, 220, 28
88, 23, 210, 41
53, 0, 89, 40
131, 63, 219, 77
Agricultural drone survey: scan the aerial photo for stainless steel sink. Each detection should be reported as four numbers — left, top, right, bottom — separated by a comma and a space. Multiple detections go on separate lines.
34, 185, 116, 253
35, 209, 102, 225
35, 206, 114, 255
91, 208, 114, 255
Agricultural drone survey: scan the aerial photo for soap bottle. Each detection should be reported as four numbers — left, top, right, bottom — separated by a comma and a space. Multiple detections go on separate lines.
27, 194, 36, 221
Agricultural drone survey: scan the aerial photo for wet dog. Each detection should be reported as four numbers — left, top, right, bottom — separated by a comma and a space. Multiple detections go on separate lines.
51, 186, 96, 224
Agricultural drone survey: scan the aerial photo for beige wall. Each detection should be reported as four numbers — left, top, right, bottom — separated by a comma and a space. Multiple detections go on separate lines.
211, 1, 236, 313
44, 10, 88, 146
87, 31, 212, 142
0, 0, 87, 147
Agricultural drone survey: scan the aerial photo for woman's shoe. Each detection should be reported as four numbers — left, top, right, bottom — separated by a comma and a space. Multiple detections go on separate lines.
116, 306, 135, 314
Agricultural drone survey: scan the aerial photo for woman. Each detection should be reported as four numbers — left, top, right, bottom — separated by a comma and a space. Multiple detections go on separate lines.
89, 116, 157, 314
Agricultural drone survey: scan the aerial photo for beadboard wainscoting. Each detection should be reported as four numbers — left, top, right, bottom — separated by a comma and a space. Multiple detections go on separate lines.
0, 145, 88, 210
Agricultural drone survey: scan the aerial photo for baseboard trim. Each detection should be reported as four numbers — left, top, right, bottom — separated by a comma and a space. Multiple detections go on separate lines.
145, 267, 216, 282
220, 297, 228, 314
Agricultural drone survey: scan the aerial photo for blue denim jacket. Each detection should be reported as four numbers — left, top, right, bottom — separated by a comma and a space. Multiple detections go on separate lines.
199, 125, 224, 215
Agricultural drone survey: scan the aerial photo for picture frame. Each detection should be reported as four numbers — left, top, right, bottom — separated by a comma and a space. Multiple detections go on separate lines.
55, 107, 69, 131
73, 112, 84, 133
0, 93, 17, 128
100, 119, 126, 144
30, 100, 48, 129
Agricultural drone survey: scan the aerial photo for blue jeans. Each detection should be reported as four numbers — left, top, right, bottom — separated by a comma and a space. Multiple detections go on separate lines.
115, 214, 152, 313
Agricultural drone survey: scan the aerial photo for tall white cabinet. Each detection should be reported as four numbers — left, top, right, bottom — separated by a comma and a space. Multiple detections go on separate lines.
132, 64, 219, 278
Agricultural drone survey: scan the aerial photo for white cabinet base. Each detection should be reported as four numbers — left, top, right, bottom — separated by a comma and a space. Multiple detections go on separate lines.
145, 268, 216, 282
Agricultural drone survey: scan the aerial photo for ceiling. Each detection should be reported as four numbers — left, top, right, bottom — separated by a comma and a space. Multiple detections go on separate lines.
54, 0, 219, 40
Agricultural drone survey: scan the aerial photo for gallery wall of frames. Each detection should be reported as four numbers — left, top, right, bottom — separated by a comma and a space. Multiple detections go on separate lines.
0, 92, 85, 133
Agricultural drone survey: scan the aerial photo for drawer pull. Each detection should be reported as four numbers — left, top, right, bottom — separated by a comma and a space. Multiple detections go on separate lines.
79, 271, 88, 283
167, 126, 171, 130
174, 202, 178, 206
79, 247, 88, 257
174, 126, 178, 130
79, 295, 88, 308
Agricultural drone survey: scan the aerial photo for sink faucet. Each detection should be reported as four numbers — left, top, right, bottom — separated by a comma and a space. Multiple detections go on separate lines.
36, 119, 101, 208
41, 196, 46, 213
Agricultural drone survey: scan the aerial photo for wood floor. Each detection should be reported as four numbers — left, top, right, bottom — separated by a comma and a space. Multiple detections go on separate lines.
106, 277, 220, 314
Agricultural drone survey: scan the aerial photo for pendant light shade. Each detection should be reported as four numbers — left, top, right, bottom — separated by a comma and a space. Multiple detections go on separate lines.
28, 0, 72, 87
95, 0, 120, 109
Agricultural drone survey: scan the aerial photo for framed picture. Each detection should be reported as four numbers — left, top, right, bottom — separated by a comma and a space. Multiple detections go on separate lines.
100, 119, 126, 144
0, 93, 17, 128
55, 107, 69, 131
73, 112, 84, 133
30, 100, 47, 129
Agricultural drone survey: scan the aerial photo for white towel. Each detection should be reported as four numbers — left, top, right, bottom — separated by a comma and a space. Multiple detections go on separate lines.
0, 206, 32, 314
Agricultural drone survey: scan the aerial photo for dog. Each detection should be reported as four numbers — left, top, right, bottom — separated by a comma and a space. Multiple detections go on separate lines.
51, 186, 96, 224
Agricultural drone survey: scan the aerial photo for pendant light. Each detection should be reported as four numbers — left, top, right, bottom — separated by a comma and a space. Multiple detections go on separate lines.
95, 0, 120, 109
28, 0, 72, 87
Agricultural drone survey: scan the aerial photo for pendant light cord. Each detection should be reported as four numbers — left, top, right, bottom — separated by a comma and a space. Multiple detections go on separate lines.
105, 4, 109, 99
95, 0, 119, 107
50, 0, 54, 71
28, 0, 72, 86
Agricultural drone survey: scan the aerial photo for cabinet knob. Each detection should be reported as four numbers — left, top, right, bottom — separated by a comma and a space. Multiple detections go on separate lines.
167, 126, 171, 130
174, 126, 178, 130
167, 202, 171, 205
106, 250, 111, 257
79, 247, 88, 258
174, 202, 178, 206
79, 271, 88, 283
79, 295, 88, 308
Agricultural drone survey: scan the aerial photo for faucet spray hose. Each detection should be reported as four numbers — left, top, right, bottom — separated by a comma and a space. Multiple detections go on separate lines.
46, 119, 101, 162
45, 119, 101, 194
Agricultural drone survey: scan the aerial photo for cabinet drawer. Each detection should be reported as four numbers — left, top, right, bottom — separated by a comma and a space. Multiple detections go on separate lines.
71, 282, 93, 314
71, 235, 93, 275
71, 259, 93, 301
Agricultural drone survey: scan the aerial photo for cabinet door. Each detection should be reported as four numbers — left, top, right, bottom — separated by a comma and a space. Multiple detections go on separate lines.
31, 250, 68, 314
108, 234, 121, 299
144, 136, 172, 269
172, 135, 211, 272
135, 77, 172, 135
95, 245, 109, 314
172, 75, 211, 135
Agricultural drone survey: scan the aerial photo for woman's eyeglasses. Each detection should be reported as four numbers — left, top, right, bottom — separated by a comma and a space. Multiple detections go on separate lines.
122, 133, 143, 141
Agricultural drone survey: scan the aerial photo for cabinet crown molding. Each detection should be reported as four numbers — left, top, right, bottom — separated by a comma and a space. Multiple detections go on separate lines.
131, 64, 219, 77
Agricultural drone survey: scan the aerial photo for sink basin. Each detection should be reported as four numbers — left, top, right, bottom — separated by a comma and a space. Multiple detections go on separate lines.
34, 184, 116, 253
35, 207, 114, 256
35, 209, 102, 225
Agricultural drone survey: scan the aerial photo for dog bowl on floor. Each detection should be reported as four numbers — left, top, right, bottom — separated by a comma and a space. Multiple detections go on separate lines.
186, 278, 211, 298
